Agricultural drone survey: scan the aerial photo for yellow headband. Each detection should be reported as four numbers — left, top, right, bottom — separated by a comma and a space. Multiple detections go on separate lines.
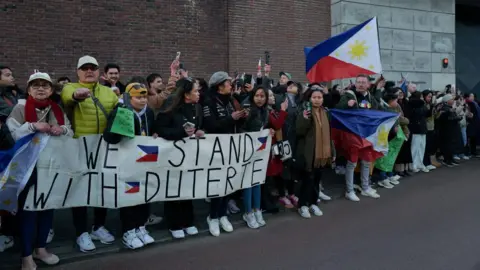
126, 83, 148, 97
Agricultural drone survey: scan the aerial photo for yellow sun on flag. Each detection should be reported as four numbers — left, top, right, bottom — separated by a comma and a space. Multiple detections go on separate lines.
2, 199, 11, 206
366, 25, 371, 31
348, 40, 369, 61
378, 125, 389, 148
368, 64, 375, 70
0, 176, 7, 185
9, 162, 18, 171
32, 136, 40, 145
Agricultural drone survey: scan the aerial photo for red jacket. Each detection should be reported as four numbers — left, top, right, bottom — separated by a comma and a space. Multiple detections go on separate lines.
266, 110, 287, 176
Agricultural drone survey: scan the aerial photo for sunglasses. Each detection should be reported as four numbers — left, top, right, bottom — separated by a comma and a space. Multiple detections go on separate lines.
80, 65, 99, 71
130, 83, 147, 90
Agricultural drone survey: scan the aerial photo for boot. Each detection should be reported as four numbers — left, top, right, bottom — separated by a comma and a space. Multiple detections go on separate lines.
430, 155, 441, 167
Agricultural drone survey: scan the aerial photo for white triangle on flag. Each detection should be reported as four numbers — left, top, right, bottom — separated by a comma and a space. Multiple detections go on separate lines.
329, 17, 382, 74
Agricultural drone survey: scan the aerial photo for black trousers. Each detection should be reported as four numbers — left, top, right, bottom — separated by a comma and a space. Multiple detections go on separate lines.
298, 168, 323, 207
209, 197, 229, 219
120, 204, 149, 233
71, 207, 107, 237
274, 175, 295, 197
468, 136, 477, 155
164, 200, 194, 230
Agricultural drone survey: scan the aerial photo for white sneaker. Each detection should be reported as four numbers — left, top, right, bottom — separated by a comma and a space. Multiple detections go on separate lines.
169, 229, 185, 239
254, 211, 266, 227
184, 226, 199, 235
205, 198, 211, 203
136, 226, 155, 244
426, 165, 436, 170
46, 229, 54, 244
318, 191, 331, 201
390, 175, 401, 181
145, 214, 163, 226
309, 205, 323, 216
0, 235, 14, 252
220, 216, 233, 232
462, 156, 470, 160
122, 229, 144, 249
90, 226, 115, 245
453, 156, 461, 161
207, 217, 220, 237
76, 232, 96, 253
378, 180, 394, 189
421, 167, 430, 173
227, 200, 240, 214
410, 168, 420, 173
361, 188, 380, 199
298, 206, 311, 218
345, 191, 360, 202
388, 177, 400, 185
243, 212, 260, 229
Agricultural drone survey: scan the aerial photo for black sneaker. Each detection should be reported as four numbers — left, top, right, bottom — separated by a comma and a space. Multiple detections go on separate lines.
442, 161, 454, 167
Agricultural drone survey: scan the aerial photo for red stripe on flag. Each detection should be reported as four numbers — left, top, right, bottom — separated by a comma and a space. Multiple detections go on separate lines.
331, 128, 383, 163
136, 154, 158, 162
307, 56, 375, 83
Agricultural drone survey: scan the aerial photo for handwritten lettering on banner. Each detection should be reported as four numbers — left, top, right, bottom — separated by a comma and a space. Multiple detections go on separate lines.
24, 130, 271, 210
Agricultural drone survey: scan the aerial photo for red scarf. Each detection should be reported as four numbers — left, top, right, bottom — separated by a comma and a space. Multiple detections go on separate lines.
24, 96, 65, 125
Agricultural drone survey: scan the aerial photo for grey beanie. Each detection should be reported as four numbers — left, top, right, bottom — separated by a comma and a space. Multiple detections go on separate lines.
208, 71, 232, 87
442, 94, 453, 103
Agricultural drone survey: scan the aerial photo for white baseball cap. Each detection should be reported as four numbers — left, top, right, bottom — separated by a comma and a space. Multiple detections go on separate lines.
77, 55, 99, 69
27, 72, 52, 84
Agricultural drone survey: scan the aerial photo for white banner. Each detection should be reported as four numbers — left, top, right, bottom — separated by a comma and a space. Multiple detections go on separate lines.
24, 130, 271, 210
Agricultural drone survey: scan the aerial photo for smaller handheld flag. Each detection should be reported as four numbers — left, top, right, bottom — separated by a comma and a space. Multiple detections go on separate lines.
257, 136, 268, 151
125, 182, 140, 194
136, 145, 159, 162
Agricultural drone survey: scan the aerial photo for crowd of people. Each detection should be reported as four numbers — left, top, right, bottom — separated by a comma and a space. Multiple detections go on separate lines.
0, 55, 478, 269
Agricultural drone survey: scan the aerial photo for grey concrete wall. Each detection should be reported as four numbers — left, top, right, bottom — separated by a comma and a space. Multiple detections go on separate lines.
331, 0, 455, 90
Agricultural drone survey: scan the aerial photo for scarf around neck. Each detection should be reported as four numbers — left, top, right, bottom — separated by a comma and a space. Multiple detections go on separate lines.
312, 107, 331, 168
25, 96, 65, 125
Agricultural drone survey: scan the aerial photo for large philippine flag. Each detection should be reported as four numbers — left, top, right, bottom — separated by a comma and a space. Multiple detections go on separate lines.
305, 17, 382, 83
330, 109, 398, 162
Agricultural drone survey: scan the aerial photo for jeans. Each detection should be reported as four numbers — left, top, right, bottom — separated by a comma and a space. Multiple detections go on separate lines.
243, 185, 261, 213
379, 171, 394, 181
346, 160, 370, 192
411, 134, 426, 170
461, 127, 467, 146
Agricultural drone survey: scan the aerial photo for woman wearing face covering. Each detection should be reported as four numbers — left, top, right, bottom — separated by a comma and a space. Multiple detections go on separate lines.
7, 72, 73, 269
295, 86, 335, 218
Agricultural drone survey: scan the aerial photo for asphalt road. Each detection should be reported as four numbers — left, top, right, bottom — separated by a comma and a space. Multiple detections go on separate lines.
53, 161, 480, 270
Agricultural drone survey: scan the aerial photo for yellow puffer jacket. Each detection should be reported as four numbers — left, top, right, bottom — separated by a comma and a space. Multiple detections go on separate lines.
61, 82, 118, 137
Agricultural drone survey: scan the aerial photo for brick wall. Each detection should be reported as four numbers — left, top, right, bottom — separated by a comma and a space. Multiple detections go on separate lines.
227, 0, 331, 83
1, 0, 330, 87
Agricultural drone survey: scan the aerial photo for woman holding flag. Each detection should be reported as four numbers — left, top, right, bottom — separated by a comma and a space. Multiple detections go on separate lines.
6, 72, 73, 269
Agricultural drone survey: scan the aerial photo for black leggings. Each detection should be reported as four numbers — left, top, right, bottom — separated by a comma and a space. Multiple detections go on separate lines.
164, 200, 194, 230
120, 204, 149, 233
71, 207, 107, 237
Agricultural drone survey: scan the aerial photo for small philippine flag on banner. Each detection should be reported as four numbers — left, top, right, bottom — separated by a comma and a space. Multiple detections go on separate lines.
257, 136, 268, 151
136, 145, 159, 162
304, 17, 382, 82
125, 182, 140, 194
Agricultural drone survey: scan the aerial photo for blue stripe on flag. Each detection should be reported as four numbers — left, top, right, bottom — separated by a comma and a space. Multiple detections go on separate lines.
330, 109, 398, 138
0, 133, 35, 172
304, 17, 374, 73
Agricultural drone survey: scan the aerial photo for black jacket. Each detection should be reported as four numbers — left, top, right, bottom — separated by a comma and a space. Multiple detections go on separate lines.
155, 103, 203, 141
406, 99, 430, 134
103, 81, 126, 94
103, 104, 155, 144
0, 124, 14, 150
202, 92, 244, 134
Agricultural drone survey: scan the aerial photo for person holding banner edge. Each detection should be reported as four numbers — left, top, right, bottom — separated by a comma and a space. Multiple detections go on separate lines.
155, 77, 203, 239
103, 82, 156, 249
61, 55, 118, 252
6, 72, 73, 269
202, 71, 246, 237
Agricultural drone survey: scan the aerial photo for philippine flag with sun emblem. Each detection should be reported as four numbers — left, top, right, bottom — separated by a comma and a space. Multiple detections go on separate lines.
305, 17, 382, 83
329, 109, 398, 163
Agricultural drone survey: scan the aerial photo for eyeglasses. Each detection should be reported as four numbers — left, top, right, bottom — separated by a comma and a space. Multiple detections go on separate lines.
31, 83, 51, 90
130, 83, 146, 90
80, 65, 99, 71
